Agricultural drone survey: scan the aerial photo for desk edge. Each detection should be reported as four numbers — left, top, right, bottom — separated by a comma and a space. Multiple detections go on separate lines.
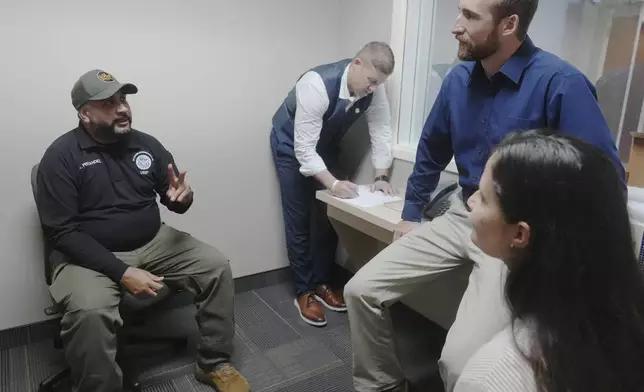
316, 190, 399, 232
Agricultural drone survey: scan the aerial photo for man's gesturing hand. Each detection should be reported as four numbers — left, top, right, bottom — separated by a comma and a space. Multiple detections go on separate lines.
167, 164, 192, 204
120, 267, 164, 297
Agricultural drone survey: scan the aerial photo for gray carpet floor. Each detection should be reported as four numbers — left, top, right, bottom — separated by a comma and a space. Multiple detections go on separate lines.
0, 281, 446, 392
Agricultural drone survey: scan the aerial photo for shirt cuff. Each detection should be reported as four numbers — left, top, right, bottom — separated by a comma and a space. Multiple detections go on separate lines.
298, 159, 328, 177
372, 154, 393, 170
104, 260, 130, 283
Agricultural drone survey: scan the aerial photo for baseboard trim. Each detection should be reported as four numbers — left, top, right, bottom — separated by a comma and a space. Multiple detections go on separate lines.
233, 267, 292, 293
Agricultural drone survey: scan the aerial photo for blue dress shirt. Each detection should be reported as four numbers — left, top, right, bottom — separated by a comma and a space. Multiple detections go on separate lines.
402, 37, 624, 222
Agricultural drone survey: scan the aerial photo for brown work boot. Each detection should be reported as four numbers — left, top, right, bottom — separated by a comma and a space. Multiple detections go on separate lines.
294, 292, 327, 327
314, 284, 347, 312
195, 363, 250, 392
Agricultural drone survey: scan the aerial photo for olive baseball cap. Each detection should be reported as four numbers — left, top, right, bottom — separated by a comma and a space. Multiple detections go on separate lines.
71, 69, 138, 110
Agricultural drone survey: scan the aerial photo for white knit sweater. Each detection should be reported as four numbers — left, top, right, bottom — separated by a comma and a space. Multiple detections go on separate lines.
454, 323, 538, 392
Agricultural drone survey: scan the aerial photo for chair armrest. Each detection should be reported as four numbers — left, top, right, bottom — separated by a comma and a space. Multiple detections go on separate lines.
422, 182, 459, 221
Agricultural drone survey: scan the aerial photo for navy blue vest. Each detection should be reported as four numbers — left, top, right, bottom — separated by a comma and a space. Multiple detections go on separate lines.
271, 59, 374, 162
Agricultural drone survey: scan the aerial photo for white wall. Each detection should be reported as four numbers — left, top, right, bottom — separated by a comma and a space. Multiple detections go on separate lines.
338, 0, 394, 57
0, 0, 346, 331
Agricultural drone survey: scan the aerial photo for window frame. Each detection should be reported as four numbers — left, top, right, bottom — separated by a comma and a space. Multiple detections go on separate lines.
386, 0, 644, 173
387, 0, 458, 173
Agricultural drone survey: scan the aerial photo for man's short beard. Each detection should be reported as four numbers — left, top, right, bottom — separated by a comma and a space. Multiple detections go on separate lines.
458, 31, 500, 61
94, 121, 131, 142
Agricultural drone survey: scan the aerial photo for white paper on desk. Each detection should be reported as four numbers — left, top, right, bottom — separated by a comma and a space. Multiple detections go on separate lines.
337, 185, 402, 208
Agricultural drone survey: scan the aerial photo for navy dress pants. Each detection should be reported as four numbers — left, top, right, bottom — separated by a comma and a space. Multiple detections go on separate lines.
271, 134, 339, 296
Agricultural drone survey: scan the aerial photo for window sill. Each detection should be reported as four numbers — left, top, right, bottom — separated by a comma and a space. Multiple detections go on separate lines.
393, 144, 459, 174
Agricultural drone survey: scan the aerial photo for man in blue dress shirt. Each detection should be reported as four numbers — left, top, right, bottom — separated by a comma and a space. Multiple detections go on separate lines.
344, 1, 624, 391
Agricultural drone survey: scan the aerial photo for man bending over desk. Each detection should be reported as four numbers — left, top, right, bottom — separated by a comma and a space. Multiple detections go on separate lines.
36, 69, 249, 392
270, 42, 396, 327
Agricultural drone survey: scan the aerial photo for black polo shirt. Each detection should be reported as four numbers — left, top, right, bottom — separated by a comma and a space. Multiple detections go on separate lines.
37, 126, 190, 282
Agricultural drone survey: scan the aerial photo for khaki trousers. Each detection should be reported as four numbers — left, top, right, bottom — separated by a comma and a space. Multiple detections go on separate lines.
49, 224, 235, 392
344, 191, 511, 391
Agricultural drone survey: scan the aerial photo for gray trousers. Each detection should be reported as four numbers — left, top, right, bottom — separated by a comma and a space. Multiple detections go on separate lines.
344, 192, 511, 391
49, 224, 235, 392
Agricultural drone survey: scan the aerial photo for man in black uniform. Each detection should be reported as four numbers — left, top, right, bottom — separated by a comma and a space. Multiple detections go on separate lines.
36, 69, 249, 392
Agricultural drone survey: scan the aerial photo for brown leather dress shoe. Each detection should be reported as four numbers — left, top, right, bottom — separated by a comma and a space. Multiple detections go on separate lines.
314, 284, 347, 312
294, 293, 327, 327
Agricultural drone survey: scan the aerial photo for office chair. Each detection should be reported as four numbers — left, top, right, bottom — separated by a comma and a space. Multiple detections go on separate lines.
31, 163, 193, 392
422, 182, 459, 221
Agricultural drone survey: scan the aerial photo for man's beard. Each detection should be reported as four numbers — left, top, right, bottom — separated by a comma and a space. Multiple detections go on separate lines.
94, 117, 132, 142
457, 32, 500, 61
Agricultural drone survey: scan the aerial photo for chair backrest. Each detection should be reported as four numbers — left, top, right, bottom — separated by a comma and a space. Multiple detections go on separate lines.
30, 164, 39, 201
31, 163, 56, 285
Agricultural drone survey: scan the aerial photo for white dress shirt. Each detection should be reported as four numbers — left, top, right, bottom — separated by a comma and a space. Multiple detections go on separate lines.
293, 65, 393, 177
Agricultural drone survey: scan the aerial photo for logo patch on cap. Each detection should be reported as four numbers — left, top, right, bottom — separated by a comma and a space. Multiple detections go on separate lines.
97, 71, 115, 82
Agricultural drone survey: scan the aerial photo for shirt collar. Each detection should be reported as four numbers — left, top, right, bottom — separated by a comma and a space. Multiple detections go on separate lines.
469, 36, 537, 86
339, 64, 357, 103
75, 124, 141, 151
